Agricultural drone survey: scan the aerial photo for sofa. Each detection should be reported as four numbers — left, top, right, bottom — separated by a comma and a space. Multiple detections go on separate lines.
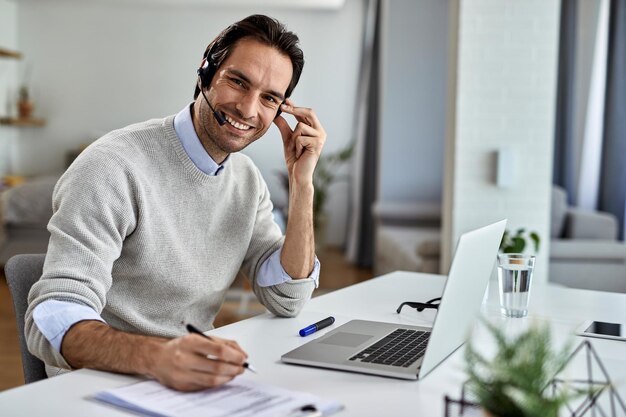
0, 175, 58, 265
549, 185, 626, 292
374, 201, 441, 276
374, 185, 626, 293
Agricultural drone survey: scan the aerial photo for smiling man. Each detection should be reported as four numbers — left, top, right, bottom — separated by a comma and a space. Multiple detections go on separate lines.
24, 15, 325, 391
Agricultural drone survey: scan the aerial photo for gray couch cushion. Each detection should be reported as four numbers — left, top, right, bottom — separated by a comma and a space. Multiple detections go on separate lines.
417, 239, 441, 257
565, 208, 618, 240
550, 239, 626, 261
376, 226, 440, 275
1, 175, 57, 227
372, 201, 441, 227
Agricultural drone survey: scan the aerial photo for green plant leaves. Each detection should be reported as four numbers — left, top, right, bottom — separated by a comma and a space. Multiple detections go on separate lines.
499, 228, 541, 254
530, 232, 540, 253
465, 321, 576, 417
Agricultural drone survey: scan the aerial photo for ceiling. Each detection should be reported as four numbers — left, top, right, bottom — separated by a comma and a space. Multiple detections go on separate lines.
9, 0, 346, 10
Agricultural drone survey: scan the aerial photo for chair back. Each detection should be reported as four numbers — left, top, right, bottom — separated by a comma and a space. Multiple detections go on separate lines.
5, 254, 47, 384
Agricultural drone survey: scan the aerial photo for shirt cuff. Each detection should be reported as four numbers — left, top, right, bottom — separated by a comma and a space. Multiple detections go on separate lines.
256, 246, 320, 288
33, 300, 105, 353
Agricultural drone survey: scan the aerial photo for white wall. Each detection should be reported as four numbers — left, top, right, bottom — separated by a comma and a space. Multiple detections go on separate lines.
379, 0, 448, 203
0, 0, 19, 176
14, 0, 364, 245
442, 0, 561, 285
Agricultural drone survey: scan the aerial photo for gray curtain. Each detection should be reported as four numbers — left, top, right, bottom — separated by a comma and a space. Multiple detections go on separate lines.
553, 0, 578, 204
346, 0, 381, 267
598, 0, 626, 240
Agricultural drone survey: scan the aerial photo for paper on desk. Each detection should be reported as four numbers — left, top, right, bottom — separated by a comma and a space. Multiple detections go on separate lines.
93, 377, 343, 417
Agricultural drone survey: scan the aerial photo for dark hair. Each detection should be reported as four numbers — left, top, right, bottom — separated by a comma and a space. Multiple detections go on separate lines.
194, 14, 304, 99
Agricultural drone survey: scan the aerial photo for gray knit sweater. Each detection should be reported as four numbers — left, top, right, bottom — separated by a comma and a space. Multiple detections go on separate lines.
25, 115, 315, 369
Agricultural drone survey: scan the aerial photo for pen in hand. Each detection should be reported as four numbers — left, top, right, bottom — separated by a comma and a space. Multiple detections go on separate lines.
186, 323, 257, 374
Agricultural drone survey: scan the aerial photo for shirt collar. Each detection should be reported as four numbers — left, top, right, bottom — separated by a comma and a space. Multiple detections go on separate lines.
173, 103, 227, 176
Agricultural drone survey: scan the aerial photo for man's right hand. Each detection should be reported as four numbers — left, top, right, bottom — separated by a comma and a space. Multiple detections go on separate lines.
149, 333, 248, 391
61, 320, 248, 392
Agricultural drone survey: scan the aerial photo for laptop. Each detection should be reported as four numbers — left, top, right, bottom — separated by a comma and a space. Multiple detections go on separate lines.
281, 219, 507, 380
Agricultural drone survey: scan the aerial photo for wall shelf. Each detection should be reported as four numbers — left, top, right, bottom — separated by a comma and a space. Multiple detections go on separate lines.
0, 47, 22, 59
0, 117, 46, 127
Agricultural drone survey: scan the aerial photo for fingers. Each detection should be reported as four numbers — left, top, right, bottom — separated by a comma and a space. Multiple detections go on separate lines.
187, 351, 244, 377
152, 335, 248, 392
279, 99, 321, 130
188, 334, 247, 365
273, 115, 293, 145
292, 121, 317, 139
275, 103, 325, 155
205, 335, 248, 360
295, 136, 321, 159
292, 122, 323, 158
275, 100, 326, 177
186, 371, 235, 391
162, 370, 236, 392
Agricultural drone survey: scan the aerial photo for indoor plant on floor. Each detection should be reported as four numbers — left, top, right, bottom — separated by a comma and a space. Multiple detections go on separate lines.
465, 320, 584, 417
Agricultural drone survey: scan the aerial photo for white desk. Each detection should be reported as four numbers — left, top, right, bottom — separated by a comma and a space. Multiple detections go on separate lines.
2, 271, 626, 416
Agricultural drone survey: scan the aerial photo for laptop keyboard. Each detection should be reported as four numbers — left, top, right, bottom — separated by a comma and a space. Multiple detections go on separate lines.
348, 329, 430, 368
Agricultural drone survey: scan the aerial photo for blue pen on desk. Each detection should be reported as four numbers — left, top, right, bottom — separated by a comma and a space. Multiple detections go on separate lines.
186, 323, 257, 373
286, 404, 322, 417
299, 316, 335, 337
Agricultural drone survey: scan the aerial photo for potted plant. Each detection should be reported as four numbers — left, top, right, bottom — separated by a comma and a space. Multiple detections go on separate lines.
17, 64, 34, 119
465, 320, 582, 417
500, 228, 540, 254
311, 142, 354, 227
18, 85, 34, 119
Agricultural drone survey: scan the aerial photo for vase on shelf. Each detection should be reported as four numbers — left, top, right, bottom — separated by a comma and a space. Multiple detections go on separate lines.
17, 85, 34, 119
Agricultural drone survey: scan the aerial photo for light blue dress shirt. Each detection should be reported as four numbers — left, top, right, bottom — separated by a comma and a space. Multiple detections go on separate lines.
33, 104, 320, 353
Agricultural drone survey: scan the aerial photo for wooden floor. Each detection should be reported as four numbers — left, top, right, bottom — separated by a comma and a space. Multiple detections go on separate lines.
0, 274, 23, 392
0, 247, 372, 391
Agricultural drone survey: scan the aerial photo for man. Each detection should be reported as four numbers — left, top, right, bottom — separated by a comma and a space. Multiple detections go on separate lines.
24, 15, 325, 392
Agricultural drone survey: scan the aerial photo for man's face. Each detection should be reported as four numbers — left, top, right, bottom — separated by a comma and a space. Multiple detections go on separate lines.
195, 37, 293, 163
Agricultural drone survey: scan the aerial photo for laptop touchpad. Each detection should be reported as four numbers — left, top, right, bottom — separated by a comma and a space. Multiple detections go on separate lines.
319, 332, 373, 347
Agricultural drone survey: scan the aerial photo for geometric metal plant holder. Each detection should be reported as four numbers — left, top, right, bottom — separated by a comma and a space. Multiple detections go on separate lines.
548, 340, 626, 417
444, 392, 480, 417
444, 340, 626, 417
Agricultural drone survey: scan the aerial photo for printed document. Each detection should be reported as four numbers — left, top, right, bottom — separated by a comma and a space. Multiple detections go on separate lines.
93, 377, 343, 417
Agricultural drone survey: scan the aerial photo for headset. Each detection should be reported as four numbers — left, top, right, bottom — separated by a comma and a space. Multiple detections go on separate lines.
196, 45, 283, 127
197, 57, 227, 126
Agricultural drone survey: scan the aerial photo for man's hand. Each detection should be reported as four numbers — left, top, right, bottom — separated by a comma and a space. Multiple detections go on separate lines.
148, 334, 248, 392
62, 320, 248, 392
273, 99, 327, 185
272, 99, 326, 278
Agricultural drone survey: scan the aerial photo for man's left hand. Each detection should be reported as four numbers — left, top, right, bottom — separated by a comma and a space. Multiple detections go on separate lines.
273, 99, 326, 185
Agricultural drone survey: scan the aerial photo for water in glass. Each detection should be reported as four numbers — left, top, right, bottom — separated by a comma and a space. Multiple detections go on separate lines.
498, 263, 533, 317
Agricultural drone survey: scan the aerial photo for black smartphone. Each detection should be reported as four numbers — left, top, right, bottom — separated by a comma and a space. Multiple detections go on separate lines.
577, 320, 626, 341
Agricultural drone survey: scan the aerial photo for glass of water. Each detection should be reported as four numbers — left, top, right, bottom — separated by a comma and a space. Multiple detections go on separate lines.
497, 253, 535, 317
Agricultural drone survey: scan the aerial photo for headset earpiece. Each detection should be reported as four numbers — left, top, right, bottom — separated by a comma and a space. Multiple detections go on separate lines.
197, 57, 216, 88
197, 58, 226, 126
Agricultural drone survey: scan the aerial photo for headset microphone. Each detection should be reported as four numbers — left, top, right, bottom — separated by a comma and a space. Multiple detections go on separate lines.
203, 88, 227, 126
196, 67, 227, 126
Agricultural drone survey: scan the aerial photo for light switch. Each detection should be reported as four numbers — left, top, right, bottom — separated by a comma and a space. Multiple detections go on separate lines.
496, 148, 515, 187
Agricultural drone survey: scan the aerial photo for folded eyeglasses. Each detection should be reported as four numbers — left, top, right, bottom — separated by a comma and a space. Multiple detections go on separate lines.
396, 297, 441, 314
